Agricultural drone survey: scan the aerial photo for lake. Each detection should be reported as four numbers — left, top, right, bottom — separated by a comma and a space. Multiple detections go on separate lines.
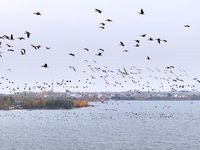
0, 100, 200, 150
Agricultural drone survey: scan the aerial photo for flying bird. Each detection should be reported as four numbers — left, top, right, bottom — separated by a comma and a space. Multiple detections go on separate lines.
106, 19, 113, 22
34, 12, 42, 15
21, 49, 26, 55
99, 48, 104, 52
155, 38, 161, 44
135, 40, 140, 43
140, 34, 146, 37
148, 37, 153, 41
69, 53, 75, 56
18, 37, 25, 40
162, 40, 167, 42
45, 47, 50, 50
41, 63, 49, 68
184, 25, 190, 28
8, 49, 14, 52
119, 41, 125, 47
84, 48, 89, 51
6, 44, 12, 47
95, 9, 102, 14
146, 56, 150, 60
31, 44, 37, 50
96, 52, 102, 56
100, 23, 106, 26
24, 31, 31, 38
138, 9, 145, 15
134, 44, 140, 47
10, 34, 14, 40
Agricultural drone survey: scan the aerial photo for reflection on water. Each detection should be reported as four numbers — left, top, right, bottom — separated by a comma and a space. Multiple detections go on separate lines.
0, 100, 200, 150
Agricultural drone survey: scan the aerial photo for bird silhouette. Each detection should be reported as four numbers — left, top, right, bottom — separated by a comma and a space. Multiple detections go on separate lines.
99, 49, 104, 52
138, 9, 145, 15
46, 47, 51, 50
10, 34, 14, 40
6, 44, 12, 47
148, 37, 153, 41
20, 49, 26, 55
69, 53, 75, 57
146, 56, 150, 60
106, 19, 113, 22
24, 31, 31, 38
34, 12, 42, 15
41, 63, 49, 68
155, 38, 161, 44
95, 9, 102, 14
31, 44, 37, 50
84, 48, 89, 51
96, 52, 102, 56
8, 49, 14, 52
134, 44, 140, 47
18, 37, 25, 40
135, 40, 140, 43
184, 25, 190, 27
100, 23, 105, 26
140, 34, 146, 37
119, 41, 125, 47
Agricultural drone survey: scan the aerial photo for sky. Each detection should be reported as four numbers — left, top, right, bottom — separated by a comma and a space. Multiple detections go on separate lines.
0, 0, 200, 94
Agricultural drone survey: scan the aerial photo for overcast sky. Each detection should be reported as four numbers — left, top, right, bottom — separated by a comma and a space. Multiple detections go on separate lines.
0, 0, 200, 94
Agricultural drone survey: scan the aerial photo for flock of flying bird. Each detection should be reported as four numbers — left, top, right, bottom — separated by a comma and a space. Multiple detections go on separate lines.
0, 8, 197, 96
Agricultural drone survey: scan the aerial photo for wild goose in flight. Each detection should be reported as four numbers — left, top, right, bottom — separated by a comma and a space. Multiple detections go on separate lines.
24, 31, 31, 38
84, 48, 89, 51
8, 49, 14, 52
18, 37, 25, 40
31, 44, 37, 50
140, 34, 146, 37
100, 23, 105, 26
34, 12, 42, 15
46, 47, 51, 50
135, 40, 140, 43
184, 25, 190, 27
155, 38, 161, 44
6, 44, 12, 47
148, 37, 153, 41
21, 49, 26, 55
95, 9, 102, 14
69, 53, 75, 56
3, 35, 9, 39
99, 26, 105, 29
106, 19, 113, 22
162, 40, 167, 42
96, 52, 102, 56
123, 50, 128, 52
134, 44, 140, 47
10, 34, 14, 40
138, 9, 145, 15
99, 48, 104, 52
119, 41, 125, 47
41, 63, 49, 68
146, 56, 150, 60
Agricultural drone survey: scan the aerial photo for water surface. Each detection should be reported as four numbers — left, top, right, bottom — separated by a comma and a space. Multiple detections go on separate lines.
0, 100, 200, 150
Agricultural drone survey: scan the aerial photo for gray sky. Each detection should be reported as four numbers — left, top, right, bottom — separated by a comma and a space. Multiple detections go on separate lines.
0, 0, 200, 94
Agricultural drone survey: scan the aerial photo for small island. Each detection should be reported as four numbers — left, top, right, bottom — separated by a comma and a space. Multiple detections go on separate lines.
0, 95, 89, 110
